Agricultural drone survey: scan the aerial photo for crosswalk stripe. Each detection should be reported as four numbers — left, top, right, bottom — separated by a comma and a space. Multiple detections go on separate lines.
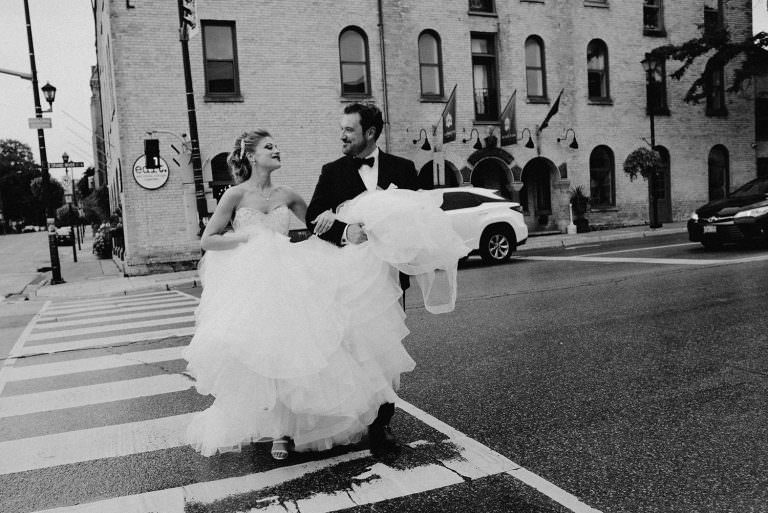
40, 291, 182, 311
18, 326, 196, 356
3, 346, 185, 382
40, 296, 196, 317
36, 299, 198, 322
0, 374, 193, 418
27, 317, 195, 342
0, 413, 195, 475
32, 307, 197, 332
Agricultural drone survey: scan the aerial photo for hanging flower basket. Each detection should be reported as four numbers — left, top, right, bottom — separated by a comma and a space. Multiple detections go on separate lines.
623, 147, 663, 182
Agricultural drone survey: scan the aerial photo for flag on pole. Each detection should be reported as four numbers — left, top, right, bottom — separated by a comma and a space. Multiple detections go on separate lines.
539, 89, 563, 131
441, 85, 457, 144
499, 90, 517, 146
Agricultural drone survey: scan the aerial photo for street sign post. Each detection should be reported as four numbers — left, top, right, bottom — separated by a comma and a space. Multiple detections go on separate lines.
28, 117, 52, 130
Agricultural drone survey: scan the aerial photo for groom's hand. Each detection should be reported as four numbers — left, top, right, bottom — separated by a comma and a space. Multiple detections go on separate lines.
347, 223, 367, 244
312, 210, 336, 235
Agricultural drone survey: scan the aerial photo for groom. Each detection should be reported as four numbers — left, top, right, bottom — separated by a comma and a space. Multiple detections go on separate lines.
306, 102, 418, 457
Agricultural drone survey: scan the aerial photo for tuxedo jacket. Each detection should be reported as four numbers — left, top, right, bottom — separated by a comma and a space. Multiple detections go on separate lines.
306, 151, 419, 246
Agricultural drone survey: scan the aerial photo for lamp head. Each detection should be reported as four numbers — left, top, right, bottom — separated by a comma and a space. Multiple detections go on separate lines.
61, 152, 69, 163
41, 82, 56, 105
569, 136, 579, 150
421, 138, 431, 151
473, 139, 483, 150
525, 135, 534, 149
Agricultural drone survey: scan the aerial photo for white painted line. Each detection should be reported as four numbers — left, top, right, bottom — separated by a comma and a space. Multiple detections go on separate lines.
398, 400, 602, 513
26, 317, 195, 342
28, 449, 370, 513
3, 346, 185, 382
33, 306, 197, 330
0, 413, 196, 475
40, 296, 196, 317
17, 326, 196, 356
514, 255, 768, 265
40, 291, 180, 311
0, 300, 51, 397
580, 242, 699, 256
0, 374, 193, 418
36, 299, 198, 322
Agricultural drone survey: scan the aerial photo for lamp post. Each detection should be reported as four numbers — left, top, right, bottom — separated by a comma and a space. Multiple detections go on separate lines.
641, 55, 662, 229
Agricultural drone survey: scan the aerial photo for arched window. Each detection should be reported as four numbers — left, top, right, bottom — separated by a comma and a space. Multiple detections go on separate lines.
525, 36, 547, 100
708, 145, 729, 201
589, 145, 615, 207
210, 152, 233, 202
587, 40, 610, 100
418, 31, 444, 98
339, 27, 370, 96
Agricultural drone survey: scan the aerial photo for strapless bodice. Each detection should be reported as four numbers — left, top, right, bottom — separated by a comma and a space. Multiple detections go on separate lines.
233, 205, 291, 235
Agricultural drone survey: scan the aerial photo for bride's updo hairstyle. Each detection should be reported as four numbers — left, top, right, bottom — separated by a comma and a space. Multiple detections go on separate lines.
227, 129, 272, 184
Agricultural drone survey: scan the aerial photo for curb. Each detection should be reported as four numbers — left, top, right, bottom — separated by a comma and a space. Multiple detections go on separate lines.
518, 225, 688, 251
31, 277, 201, 300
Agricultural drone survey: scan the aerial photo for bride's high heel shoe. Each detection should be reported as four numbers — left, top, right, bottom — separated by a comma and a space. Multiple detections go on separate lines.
270, 438, 290, 461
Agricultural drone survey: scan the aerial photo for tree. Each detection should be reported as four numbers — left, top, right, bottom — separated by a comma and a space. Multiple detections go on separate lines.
77, 166, 95, 200
30, 176, 64, 222
650, 19, 768, 104
0, 139, 41, 224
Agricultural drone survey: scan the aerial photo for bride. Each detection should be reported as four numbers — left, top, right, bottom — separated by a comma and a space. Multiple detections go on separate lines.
184, 129, 467, 461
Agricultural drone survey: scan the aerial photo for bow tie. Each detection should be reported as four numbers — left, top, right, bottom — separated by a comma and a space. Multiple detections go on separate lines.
352, 157, 375, 169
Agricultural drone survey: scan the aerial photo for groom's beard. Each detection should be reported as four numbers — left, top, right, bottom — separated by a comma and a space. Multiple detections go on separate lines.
342, 139, 367, 157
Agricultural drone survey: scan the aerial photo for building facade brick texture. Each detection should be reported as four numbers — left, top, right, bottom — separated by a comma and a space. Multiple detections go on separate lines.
94, 0, 758, 274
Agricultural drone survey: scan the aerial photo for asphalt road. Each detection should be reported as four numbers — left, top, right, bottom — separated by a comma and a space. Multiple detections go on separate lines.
1, 232, 766, 512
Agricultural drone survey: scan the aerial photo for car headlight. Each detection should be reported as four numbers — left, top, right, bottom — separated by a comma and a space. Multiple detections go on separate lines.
689, 212, 699, 221
734, 205, 768, 218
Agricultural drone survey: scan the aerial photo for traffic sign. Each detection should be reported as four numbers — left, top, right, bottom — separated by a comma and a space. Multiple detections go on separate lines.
48, 161, 84, 168
28, 117, 52, 130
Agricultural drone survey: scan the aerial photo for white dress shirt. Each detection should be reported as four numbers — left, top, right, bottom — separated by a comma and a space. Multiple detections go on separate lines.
358, 147, 380, 191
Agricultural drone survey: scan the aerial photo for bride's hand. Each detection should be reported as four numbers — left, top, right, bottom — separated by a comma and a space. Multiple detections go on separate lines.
312, 209, 336, 235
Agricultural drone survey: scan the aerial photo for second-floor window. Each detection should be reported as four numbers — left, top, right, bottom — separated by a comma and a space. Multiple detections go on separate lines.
643, 0, 664, 35
471, 34, 499, 120
705, 67, 726, 116
756, 96, 768, 141
468, 0, 494, 13
704, 1, 724, 37
418, 31, 444, 98
202, 21, 240, 98
525, 36, 547, 100
339, 27, 371, 96
646, 56, 669, 115
587, 39, 610, 101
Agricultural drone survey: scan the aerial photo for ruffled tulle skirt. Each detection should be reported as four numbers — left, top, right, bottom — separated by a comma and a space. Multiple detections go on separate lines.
184, 189, 467, 456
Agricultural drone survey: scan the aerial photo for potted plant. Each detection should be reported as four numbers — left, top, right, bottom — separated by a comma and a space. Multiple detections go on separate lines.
623, 147, 662, 182
569, 186, 591, 233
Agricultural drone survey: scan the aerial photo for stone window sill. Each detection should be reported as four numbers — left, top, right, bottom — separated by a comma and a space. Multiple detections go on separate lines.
588, 97, 613, 106
527, 96, 550, 104
583, 0, 608, 8
204, 94, 244, 103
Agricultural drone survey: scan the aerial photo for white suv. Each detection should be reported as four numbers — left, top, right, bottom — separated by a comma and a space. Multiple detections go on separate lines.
432, 187, 528, 265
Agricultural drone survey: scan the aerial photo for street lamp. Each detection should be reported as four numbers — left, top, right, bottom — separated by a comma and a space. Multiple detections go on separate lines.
412, 128, 431, 151
641, 54, 662, 229
41, 82, 56, 112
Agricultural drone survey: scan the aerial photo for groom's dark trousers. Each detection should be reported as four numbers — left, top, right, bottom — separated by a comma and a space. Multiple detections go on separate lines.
306, 151, 418, 436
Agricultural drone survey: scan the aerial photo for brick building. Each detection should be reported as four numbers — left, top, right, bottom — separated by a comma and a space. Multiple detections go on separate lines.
94, 0, 759, 275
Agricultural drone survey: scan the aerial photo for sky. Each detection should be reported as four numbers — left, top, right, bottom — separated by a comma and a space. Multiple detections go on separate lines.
0, 0, 766, 186
0, 0, 95, 184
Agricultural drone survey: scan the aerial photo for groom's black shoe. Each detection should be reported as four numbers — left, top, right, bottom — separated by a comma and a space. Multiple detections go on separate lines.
368, 424, 400, 458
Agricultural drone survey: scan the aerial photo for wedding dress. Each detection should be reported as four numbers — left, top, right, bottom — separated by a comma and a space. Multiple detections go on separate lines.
184, 189, 468, 455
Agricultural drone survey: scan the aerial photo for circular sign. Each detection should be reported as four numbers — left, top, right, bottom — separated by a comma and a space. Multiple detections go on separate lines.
132, 155, 170, 190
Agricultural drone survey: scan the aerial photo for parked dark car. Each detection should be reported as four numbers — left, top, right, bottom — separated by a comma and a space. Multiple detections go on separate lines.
688, 176, 768, 249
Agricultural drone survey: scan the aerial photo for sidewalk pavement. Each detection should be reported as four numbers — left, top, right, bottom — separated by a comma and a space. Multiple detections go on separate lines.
25, 221, 689, 300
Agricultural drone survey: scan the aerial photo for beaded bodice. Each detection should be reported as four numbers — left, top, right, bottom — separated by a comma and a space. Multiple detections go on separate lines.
233, 205, 291, 235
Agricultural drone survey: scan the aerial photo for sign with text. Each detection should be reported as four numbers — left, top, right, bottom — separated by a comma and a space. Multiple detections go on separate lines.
132, 155, 169, 190
28, 117, 52, 130
48, 161, 84, 168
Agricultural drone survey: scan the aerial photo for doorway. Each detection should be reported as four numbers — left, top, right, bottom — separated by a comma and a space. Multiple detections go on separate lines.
470, 157, 510, 198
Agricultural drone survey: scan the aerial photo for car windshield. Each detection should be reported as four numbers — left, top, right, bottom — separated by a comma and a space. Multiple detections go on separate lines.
731, 178, 768, 197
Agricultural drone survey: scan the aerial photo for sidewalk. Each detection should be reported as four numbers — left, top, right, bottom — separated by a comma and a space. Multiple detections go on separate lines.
28, 221, 689, 299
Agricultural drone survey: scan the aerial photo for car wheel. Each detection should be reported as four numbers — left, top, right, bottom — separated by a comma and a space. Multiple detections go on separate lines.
479, 224, 515, 265
701, 239, 722, 250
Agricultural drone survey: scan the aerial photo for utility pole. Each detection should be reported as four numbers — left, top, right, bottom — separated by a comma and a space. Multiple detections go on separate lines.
177, 0, 208, 233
